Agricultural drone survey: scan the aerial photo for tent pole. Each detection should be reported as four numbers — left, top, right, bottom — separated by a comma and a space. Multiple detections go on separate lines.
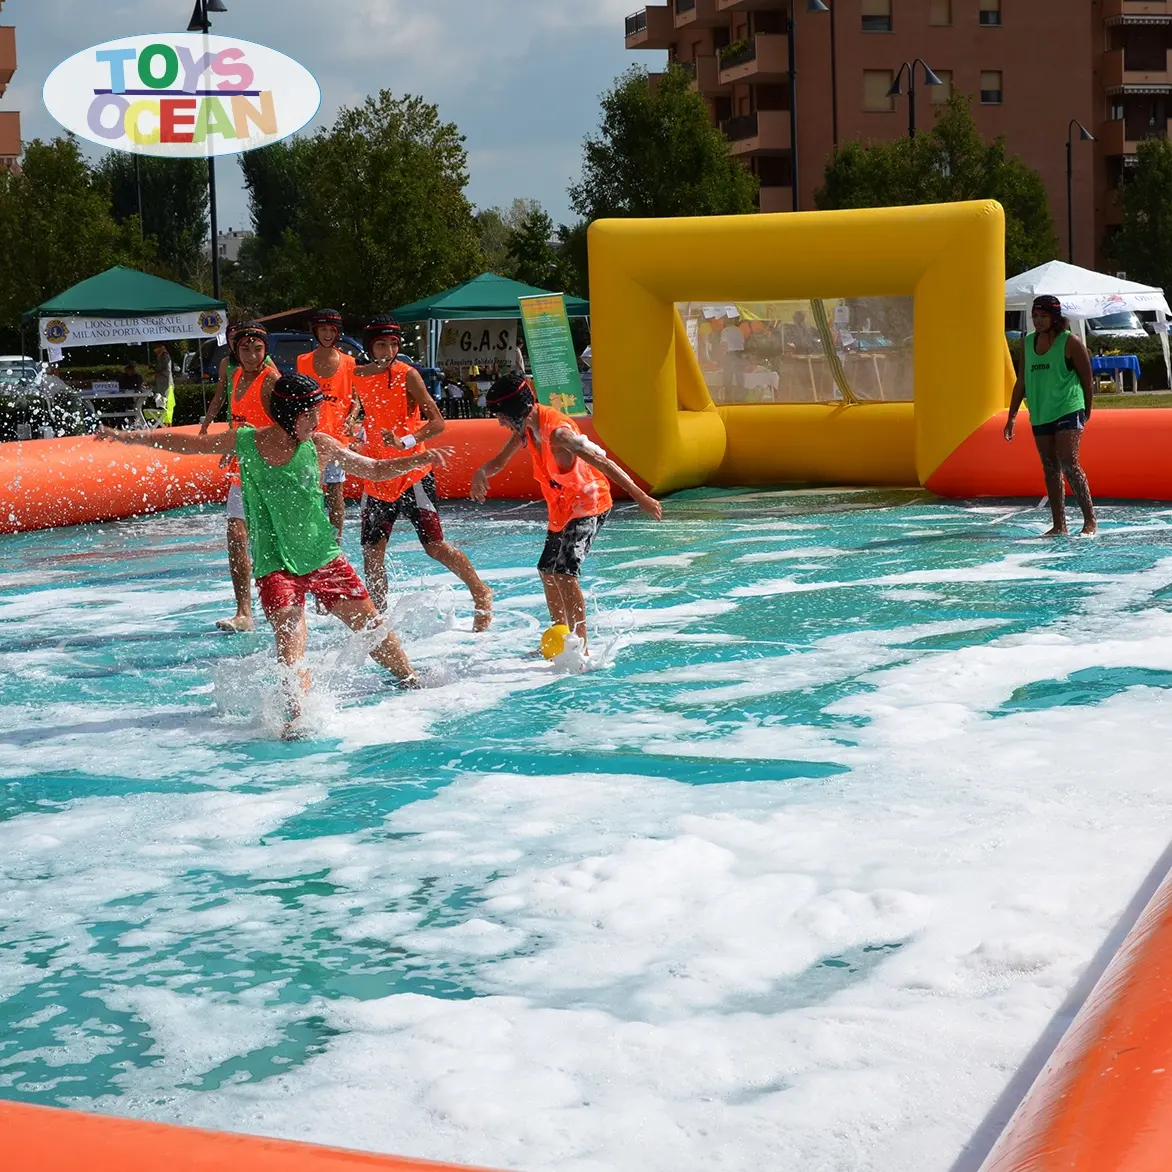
1159, 310, 1171, 391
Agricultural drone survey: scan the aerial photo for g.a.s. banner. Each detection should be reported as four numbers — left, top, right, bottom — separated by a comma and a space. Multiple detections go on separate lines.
43, 34, 320, 157
518, 295, 585, 416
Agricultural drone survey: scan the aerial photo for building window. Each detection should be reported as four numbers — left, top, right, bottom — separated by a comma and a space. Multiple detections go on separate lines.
979, 0, 1001, 26
929, 0, 952, 26
980, 70, 1002, 103
930, 69, 953, 103
862, 0, 892, 34
864, 70, 896, 111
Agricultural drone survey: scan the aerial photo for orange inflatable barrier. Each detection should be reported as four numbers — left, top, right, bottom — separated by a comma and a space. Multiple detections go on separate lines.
927, 408, 1172, 500
1, 1099, 501, 1172
979, 867, 1172, 1172
0, 419, 633, 536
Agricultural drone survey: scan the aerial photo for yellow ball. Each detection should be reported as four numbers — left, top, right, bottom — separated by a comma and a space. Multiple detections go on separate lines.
540, 624, 572, 660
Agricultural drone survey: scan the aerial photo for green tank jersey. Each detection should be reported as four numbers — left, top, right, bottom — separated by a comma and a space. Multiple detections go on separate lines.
235, 427, 340, 579
1025, 331, 1085, 426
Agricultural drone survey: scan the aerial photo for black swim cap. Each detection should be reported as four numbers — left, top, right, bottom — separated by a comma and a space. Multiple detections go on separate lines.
365, 314, 402, 346
231, 321, 267, 357
270, 372, 330, 435
485, 374, 535, 427
309, 308, 344, 335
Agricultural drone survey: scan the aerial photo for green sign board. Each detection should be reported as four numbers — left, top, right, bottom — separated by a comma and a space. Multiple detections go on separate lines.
518, 294, 585, 416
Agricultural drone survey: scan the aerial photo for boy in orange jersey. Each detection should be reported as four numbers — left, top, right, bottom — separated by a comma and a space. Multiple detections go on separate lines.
471, 374, 662, 654
296, 308, 358, 537
354, 316, 493, 631
198, 322, 279, 634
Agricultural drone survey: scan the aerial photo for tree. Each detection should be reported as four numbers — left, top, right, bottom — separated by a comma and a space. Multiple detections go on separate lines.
507, 207, 561, 289
569, 64, 759, 222
234, 92, 481, 318
815, 94, 1058, 276
476, 198, 541, 277
0, 137, 155, 335
98, 154, 208, 286
1109, 136, 1172, 295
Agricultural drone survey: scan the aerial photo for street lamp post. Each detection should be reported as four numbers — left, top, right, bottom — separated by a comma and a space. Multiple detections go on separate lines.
886, 59, 943, 139
788, 0, 830, 214
1067, 119, 1095, 265
186, 0, 229, 299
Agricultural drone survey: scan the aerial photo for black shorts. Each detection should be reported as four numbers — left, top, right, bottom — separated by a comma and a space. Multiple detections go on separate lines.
538, 511, 609, 577
1032, 410, 1086, 437
360, 473, 445, 548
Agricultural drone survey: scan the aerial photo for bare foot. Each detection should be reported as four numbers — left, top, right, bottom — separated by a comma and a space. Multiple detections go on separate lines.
1080, 521, 1098, 537
215, 614, 255, 634
395, 672, 422, 690
1041, 527, 1069, 538
472, 587, 494, 632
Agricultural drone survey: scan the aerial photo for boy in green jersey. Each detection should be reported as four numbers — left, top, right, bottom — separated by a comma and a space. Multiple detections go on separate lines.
99, 373, 442, 725
1004, 294, 1097, 536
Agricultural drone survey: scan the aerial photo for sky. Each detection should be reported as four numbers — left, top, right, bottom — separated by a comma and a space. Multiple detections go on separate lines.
5, 0, 663, 234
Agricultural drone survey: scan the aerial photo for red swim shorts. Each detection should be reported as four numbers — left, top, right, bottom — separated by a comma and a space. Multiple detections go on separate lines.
257, 556, 369, 617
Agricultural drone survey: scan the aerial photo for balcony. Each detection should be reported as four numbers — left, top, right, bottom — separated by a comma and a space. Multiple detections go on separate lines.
721, 109, 791, 154
625, 6, 674, 49
1103, 47, 1172, 90
759, 185, 794, 213
719, 32, 789, 83
1103, 0, 1172, 23
679, 54, 730, 92
674, 0, 728, 29
1099, 116, 1172, 156
0, 110, 20, 162
0, 26, 14, 92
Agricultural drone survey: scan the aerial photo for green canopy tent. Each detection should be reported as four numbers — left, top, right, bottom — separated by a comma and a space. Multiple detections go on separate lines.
391, 272, 588, 367
24, 266, 228, 357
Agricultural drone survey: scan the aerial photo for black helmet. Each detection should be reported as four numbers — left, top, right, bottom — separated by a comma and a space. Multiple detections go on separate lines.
364, 314, 403, 346
485, 374, 535, 427
231, 321, 267, 356
269, 372, 331, 435
309, 308, 344, 338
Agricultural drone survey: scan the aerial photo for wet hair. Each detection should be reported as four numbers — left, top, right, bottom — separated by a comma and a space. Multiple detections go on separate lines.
269, 372, 326, 436
485, 374, 535, 427
1032, 295, 1069, 333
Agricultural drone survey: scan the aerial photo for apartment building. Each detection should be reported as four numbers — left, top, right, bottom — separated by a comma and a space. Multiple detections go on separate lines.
626, 2, 1160, 270
0, 0, 18, 170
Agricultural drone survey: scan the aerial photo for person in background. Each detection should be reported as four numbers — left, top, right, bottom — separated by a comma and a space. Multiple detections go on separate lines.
296, 308, 358, 537
720, 317, 746, 394
353, 316, 494, 631
118, 363, 143, 392
514, 336, 526, 375
199, 323, 280, 632
787, 310, 820, 356
149, 342, 176, 426
1004, 294, 1096, 537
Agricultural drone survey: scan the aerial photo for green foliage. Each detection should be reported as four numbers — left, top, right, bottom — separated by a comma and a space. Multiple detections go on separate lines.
815, 94, 1058, 276
475, 199, 541, 278
506, 207, 562, 290
233, 92, 481, 319
555, 222, 590, 300
97, 154, 208, 286
0, 137, 156, 332
569, 64, 759, 221
1109, 136, 1172, 299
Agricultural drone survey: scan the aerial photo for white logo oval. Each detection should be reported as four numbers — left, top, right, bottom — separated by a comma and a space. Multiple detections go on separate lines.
43, 33, 321, 158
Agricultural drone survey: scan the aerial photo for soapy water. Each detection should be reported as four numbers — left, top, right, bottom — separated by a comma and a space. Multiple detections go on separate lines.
2, 492, 1172, 1170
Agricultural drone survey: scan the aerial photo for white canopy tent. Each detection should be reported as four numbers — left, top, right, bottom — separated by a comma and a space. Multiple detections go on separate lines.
1006, 260, 1171, 389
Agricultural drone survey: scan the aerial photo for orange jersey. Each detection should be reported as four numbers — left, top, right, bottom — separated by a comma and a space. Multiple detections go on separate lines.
528, 403, 612, 532
228, 366, 274, 486
355, 360, 429, 503
296, 349, 355, 440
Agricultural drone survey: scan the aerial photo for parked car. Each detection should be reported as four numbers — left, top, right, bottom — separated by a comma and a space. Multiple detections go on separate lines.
0, 356, 91, 440
1086, 310, 1147, 341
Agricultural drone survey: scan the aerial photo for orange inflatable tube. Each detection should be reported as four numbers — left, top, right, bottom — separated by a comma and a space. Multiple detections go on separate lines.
2, 1099, 500, 1172
979, 867, 1172, 1171
927, 408, 1172, 500
0, 419, 631, 536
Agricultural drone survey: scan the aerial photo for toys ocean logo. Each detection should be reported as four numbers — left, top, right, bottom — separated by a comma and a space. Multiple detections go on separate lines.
43, 34, 321, 158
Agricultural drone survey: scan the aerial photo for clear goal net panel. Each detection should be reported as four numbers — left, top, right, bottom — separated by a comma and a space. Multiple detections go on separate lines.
677, 298, 915, 405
